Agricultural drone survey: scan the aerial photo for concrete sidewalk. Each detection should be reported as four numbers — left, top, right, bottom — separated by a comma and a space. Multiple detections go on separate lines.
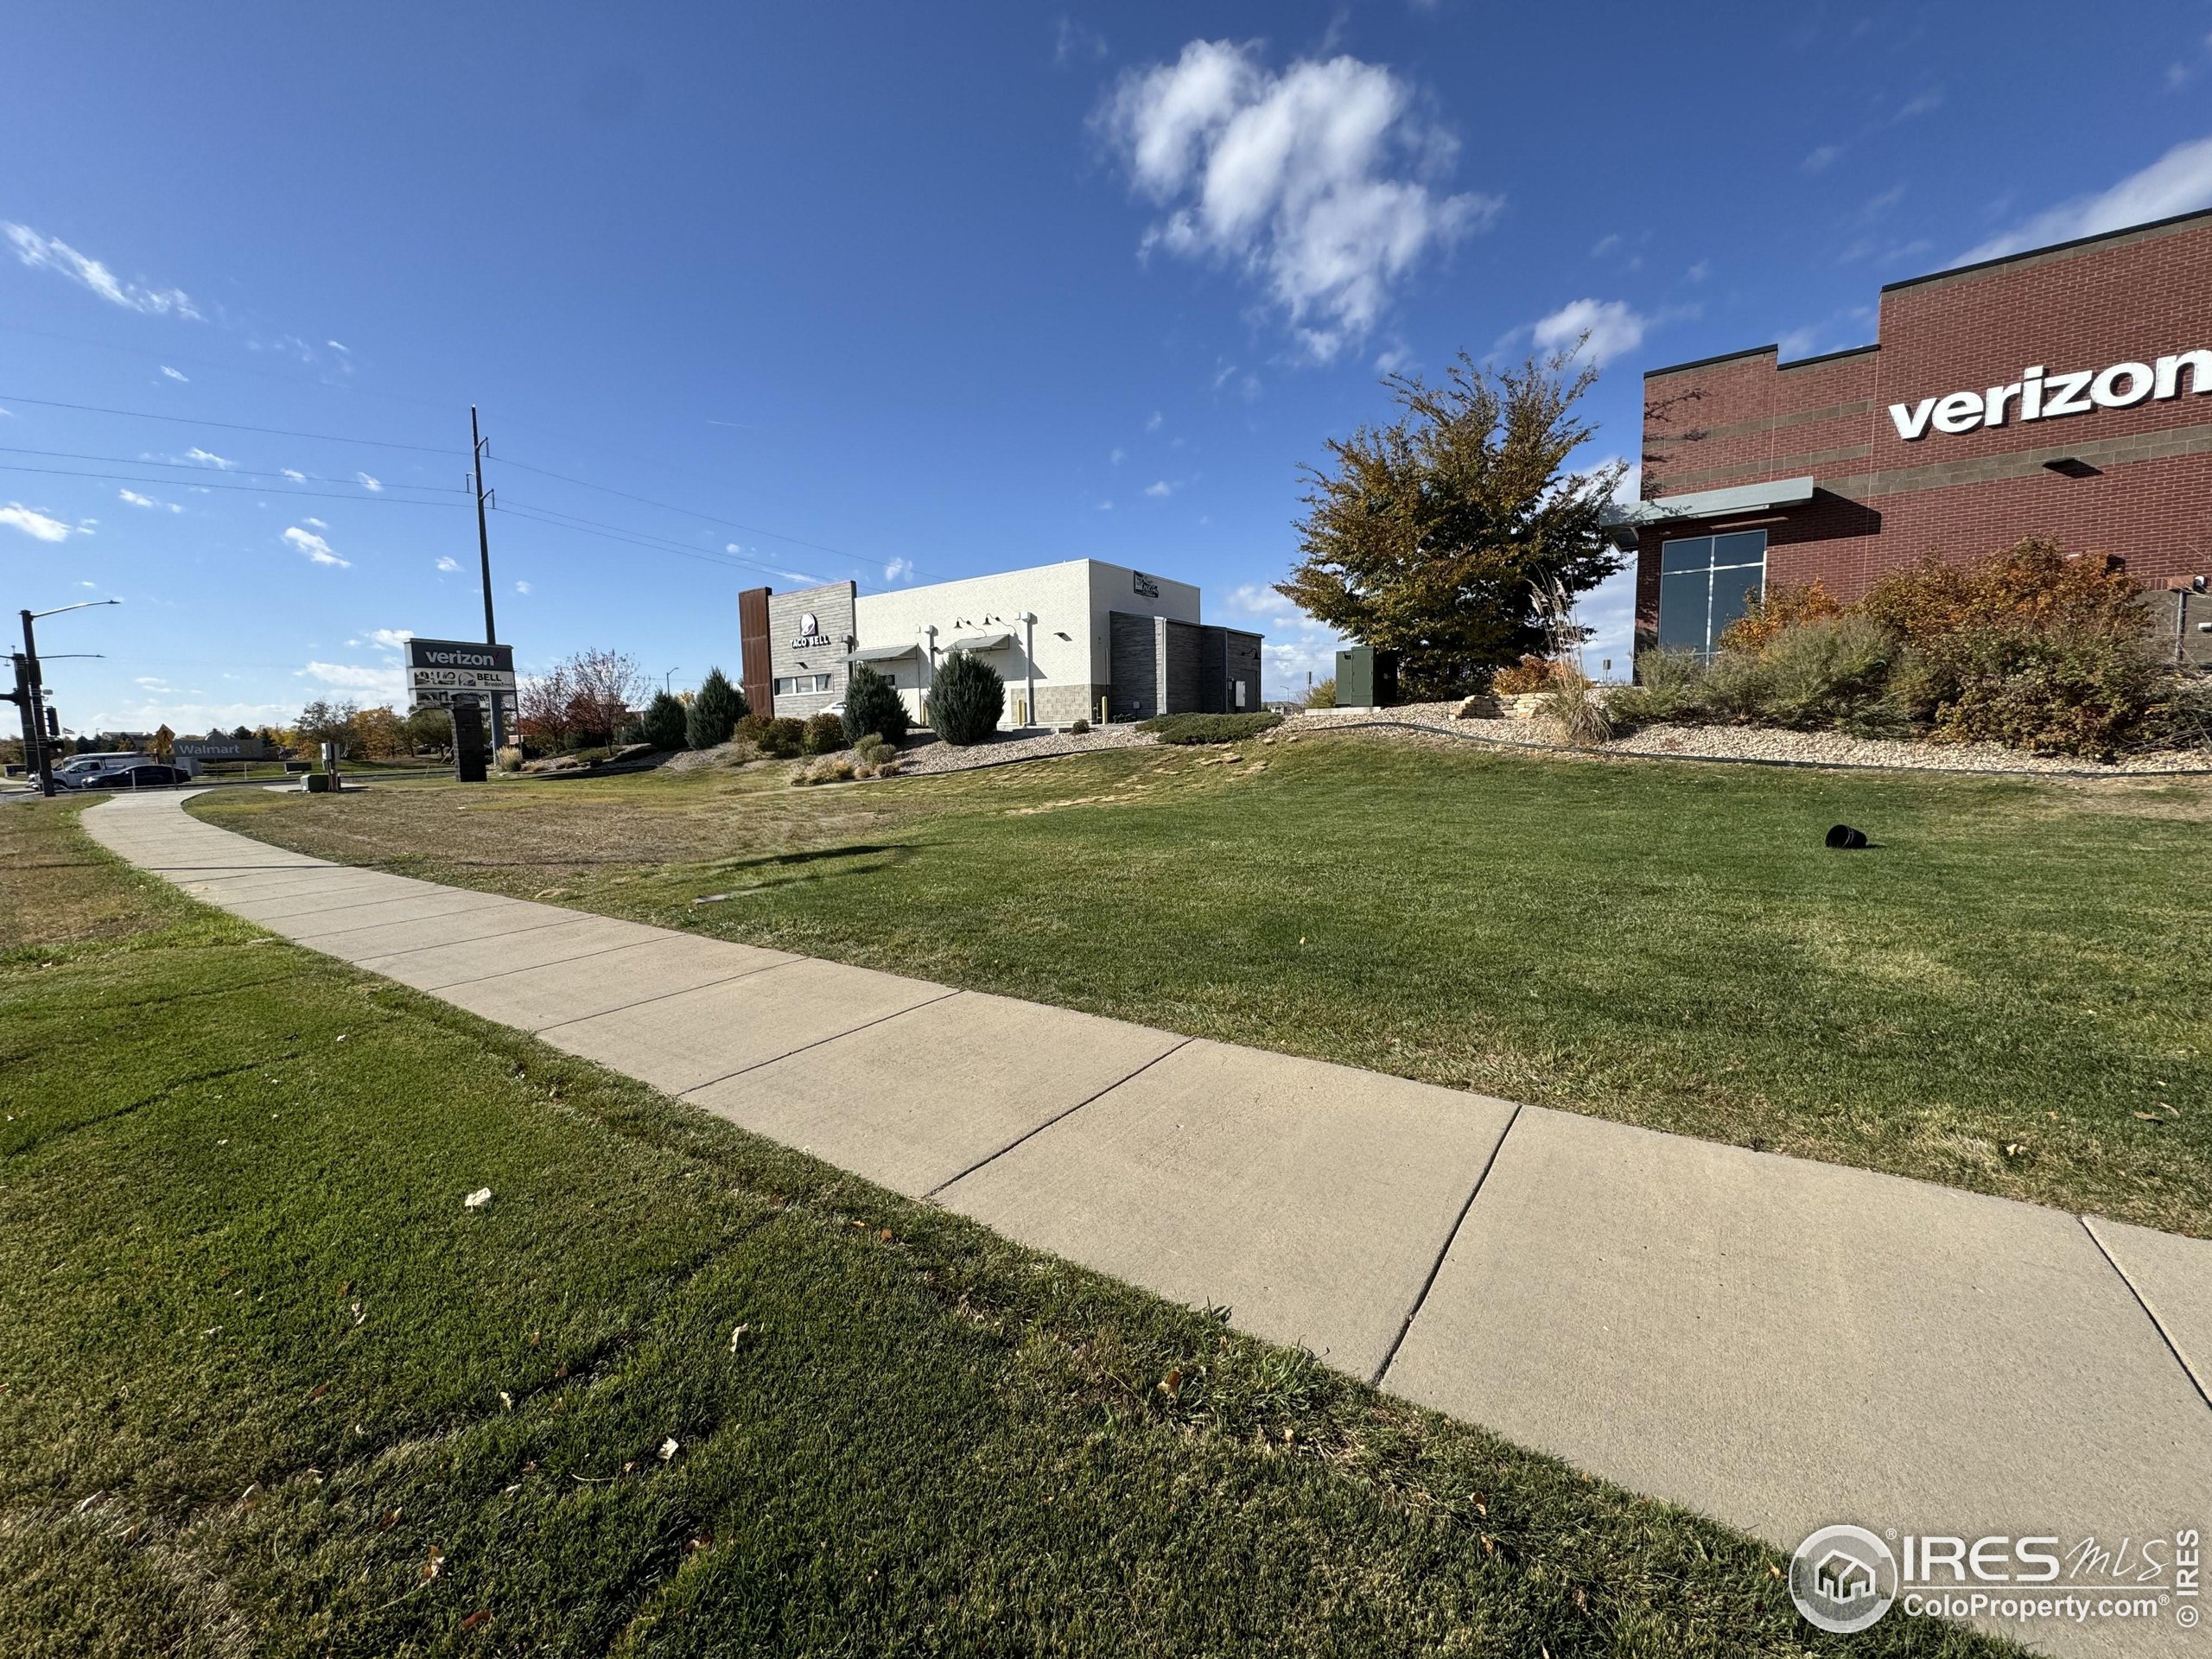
85, 791, 2212, 1656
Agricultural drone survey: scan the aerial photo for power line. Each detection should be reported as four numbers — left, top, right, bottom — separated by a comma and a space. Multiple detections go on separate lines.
495, 451, 917, 574
0, 443, 446, 487
496, 500, 821, 582
0, 461, 466, 505
0, 392, 462, 454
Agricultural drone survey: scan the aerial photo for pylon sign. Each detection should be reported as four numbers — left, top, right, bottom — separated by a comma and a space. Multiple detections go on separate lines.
405, 636, 516, 725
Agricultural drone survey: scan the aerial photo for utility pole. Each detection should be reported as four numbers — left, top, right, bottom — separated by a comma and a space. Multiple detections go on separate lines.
16, 600, 118, 797
470, 405, 506, 750
18, 614, 49, 797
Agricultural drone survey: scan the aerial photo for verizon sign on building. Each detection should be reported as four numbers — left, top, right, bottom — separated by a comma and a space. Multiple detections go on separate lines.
1621, 207, 2212, 658
1888, 350, 2212, 439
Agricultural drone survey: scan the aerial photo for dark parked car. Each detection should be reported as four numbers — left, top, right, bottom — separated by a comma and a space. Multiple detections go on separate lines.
86, 764, 189, 790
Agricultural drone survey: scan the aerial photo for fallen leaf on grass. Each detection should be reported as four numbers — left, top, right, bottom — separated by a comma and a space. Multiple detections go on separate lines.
308, 1382, 332, 1402
378, 1508, 402, 1531
658, 1437, 679, 1462
461, 1608, 490, 1631
422, 1545, 443, 1582
2133, 1112, 2163, 1122
498, 1391, 513, 1411
463, 1187, 493, 1209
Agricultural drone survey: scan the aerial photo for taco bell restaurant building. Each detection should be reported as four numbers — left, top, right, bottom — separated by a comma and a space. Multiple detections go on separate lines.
735, 557, 1265, 729
1618, 208, 2212, 664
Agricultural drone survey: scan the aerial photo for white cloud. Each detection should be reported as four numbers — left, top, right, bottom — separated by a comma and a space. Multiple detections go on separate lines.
297, 660, 402, 696
160, 365, 188, 382
883, 556, 915, 582
1094, 499, 1114, 512
304, 516, 327, 528
85, 696, 296, 732
1145, 410, 1163, 431
1109, 446, 1126, 465
435, 555, 461, 573
1219, 582, 1301, 620
1686, 258, 1711, 283
0, 502, 72, 542
283, 525, 350, 568
1802, 144, 1845, 174
327, 340, 349, 353
2, 223, 200, 318
282, 468, 307, 482
1961, 133, 2212, 264
1220, 583, 1344, 697
185, 447, 235, 470
1144, 479, 1175, 497
356, 472, 383, 492
514, 580, 531, 594
1532, 296, 1649, 365
1099, 41, 1498, 359
367, 627, 413, 652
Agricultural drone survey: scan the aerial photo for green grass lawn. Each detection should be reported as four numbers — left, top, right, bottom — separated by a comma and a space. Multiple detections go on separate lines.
195, 728, 2212, 1236
0, 798, 2013, 1656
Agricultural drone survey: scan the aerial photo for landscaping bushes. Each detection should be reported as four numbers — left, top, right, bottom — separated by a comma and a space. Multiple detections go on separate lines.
1491, 657, 1554, 695
1138, 712, 1284, 745
640, 690, 689, 751
686, 667, 747, 751
1618, 539, 2198, 759
802, 712, 846, 755
756, 716, 807, 758
928, 651, 1003, 747
841, 662, 911, 747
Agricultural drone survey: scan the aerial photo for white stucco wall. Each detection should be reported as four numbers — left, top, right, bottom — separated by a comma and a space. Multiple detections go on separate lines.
852, 558, 1199, 728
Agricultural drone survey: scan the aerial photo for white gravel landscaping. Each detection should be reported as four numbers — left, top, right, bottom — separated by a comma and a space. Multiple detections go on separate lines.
893, 722, 1160, 776
1294, 701, 2212, 776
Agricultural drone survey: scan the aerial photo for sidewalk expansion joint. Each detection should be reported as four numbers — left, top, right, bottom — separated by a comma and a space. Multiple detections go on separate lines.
676, 987, 969, 1100
533, 957, 823, 1039
2080, 1215, 2212, 1414
923, 1037, 1195, 1201
1370, 1102, 1523, 1389
301, 906, 601, 958
383, 931, 776, 988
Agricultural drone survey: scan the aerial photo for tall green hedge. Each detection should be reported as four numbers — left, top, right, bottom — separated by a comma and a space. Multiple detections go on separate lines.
928, 652, 1003, 747
842, 663, 912, 746
686, 668, 747, 751
641, 690, 689, 751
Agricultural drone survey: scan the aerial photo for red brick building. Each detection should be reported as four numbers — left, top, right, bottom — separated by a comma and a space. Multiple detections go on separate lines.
1625, 208, 2212, 662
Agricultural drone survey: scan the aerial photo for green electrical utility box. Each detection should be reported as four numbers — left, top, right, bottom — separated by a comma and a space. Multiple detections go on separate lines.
1335, 646, 1400, 708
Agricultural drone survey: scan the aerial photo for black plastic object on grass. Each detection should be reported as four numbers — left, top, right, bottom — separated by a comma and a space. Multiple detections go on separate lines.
1825, 823, 1868, 849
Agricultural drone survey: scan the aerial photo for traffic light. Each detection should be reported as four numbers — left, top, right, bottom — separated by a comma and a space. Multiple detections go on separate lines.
45, 706, 60, 740
5, 652, 24, 711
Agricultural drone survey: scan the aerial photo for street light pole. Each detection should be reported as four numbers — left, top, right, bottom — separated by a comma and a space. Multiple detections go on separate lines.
664, 665, 679, 694
18, 600, 120, 798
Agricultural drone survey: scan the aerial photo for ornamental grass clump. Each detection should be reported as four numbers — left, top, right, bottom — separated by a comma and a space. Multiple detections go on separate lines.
1529, 575, 1614, 749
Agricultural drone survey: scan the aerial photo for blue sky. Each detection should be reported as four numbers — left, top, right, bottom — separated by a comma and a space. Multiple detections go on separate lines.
6, 2, 2212, 730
